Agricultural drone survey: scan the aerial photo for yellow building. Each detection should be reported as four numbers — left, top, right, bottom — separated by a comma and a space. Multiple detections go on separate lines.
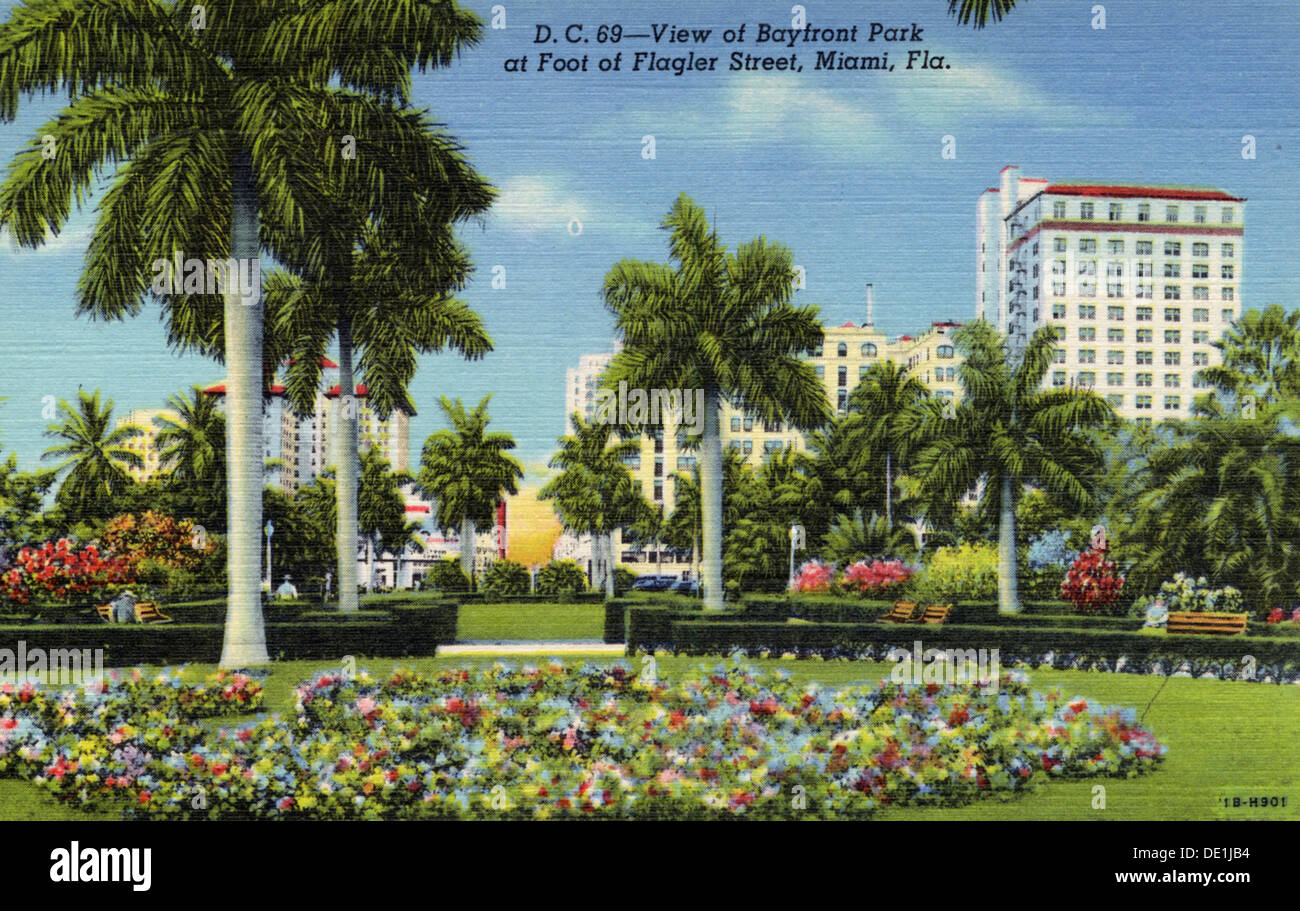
115, 409, 178, 481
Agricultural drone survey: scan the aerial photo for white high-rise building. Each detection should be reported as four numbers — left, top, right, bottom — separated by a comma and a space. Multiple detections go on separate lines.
978, 165, 1245, 423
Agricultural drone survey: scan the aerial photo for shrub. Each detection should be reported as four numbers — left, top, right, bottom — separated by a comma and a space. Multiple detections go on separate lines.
613, 567, 637, 597
1158, 573, 1244, 615
791, 560, 834, 594
100, 511, 214, 571
479, 560, 531, 597
422, 558, 470, 594
910, 543, 998, 605
536, 560, 588, 597
1060, 544, 1126, 615
1026, 529, 1077, 571
840, 559, 914, 596
1, 539, 132, 612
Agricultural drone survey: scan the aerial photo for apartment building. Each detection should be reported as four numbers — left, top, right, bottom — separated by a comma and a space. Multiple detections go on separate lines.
203, 358, 411, 492
115, 409, 179, 481
559, 290, 964, 570
977, 165, 1245, 423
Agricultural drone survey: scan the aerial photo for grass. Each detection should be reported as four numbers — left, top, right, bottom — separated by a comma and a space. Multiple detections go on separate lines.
2, 652, 1296, 821
454, 603, 605, 641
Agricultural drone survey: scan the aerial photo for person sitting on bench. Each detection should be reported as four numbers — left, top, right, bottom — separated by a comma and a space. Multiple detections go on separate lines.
110, 590, 138, 624
275, 575, 299, 599
1143, 597, 1168, 629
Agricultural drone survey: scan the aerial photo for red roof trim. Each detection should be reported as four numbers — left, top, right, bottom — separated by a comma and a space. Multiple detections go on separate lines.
324, 384, 368, 397
286, 357, 339, 368
999, 165, 1018, 173
1021, 178, 1048, 183
1045, 184, 1245, 202
405, 505, 430, 513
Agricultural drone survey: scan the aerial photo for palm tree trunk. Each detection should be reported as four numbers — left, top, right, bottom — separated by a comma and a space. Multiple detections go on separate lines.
219, 151, 270, 668
655, 535, 662, 575
335, 315, 361, 613
998, 473, 1021, 614
460, 517, 476, 586
700, 383, 724, 609
605, 532, 616, 599
885, 451, 892, 527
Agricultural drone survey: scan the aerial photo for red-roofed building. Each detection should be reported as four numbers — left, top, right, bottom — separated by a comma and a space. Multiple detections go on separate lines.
978, 165, 1244, 422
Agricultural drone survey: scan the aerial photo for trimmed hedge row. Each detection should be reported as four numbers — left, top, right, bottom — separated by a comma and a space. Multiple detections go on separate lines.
650, 620, 1300, 669
0, 602, 458, 666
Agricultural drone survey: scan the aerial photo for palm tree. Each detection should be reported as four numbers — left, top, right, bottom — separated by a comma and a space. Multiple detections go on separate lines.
908, 321, 1115, 613
665, 447, 753, 586
539, 414, 642, 599
602, 193, 830, 607
358, 447, 412, 591
1200, 305, 1300, 409
630, 501, 667, 576
946, 0, 1024, 28
154, 386, 226, 530
0, 0, 488, 667
845, 361, 932, 527
823, 509, 918, 566
270, 220, 492, 612
41, 390, 143, 520
417, 396, 523, 586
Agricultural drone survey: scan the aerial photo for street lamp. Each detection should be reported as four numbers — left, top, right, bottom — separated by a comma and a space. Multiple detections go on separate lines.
265, 520, 275, 587
788, 522, 805, 590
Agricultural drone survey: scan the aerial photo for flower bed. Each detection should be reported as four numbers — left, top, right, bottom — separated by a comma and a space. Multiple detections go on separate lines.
0, 660, 1164, 819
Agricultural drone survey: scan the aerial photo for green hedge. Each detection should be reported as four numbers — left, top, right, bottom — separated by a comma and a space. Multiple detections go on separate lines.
603, 600, 630, 644
653, 620, 1300, 669
0, 601, 458, 666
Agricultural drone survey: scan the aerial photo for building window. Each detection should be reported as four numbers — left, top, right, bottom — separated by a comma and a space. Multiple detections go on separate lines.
1079, 348, 1096, 364
859, 365, 870, 379
1079, 238, 1097, 253
836, 342, 847, 357
1164, 330, 1181, 344
1108, 203, 1123, 221
1166, 205, 1179, 222
1078, 326, 1096, 341
1221, 287, 1234, 301
1164, 395, 1181, 411
653, 482, 663, 501
1191, 263, 1209, 279
1052, 370, 1066, 387
1136, 350, 1153, 365
1221, 264, 1234, 280
1107, 305, 1124, 320
1193, 373, 1209, 389
837, 366, 847, 387
1053, 201, 1067, 218
1221, 242, 1234, 258
1051, 302, 1067, 319
1222, 207, 1234, 223
1164, 241, 1181, 257
730, 417, 741, 432
812, 343, 823, 357
1192, 351, 1210, 367
1163, 262, 1181, 278
654, 457, 663, 477
743, 415, 754, 431
1164, 307, 1181, 322
1107, 349, 1124, 365
1077, 371, 1096, 388
1054, 236, 1067, 251
1193, 205, 1207, 224
1136, 373, 1153, 387
1192, 286, 1209, 301
1192, 308, 1209, 323
1108, 240, 1125, 255
937, 345, 955, 358
1107, 283, 1124, 298
1222, 307, 1236, 322
1079, 281, 1097, 297
1108, 327, 1124, 342
1164, 373, 1181, 388
1137, 203, 1151, 222
815, 365, 824, 378
742, 439, 753, 454
1136, 283, 1154, 299
1078, 304, 1096, 320
860, 343, 877, 357
1136, 240, 1153, 254
1163, 285, 1181, 300
1052, 258, 1066, 275
1107, 371, 1124, 386
1192, 242, 1209, 257
1193, 330, 1210, 344
836, 389, 848, 412
1108, 394, 1124, 407
1078, 260, 1097, 277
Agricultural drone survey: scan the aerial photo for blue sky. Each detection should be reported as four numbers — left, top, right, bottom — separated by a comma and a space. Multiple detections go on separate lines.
1, 0, 1297, 480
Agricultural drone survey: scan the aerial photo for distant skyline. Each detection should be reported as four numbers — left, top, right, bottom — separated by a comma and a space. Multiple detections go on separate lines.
1, 0, 1297, 480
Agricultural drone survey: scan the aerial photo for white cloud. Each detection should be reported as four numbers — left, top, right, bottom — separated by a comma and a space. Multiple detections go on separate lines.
0, 219, 94, 256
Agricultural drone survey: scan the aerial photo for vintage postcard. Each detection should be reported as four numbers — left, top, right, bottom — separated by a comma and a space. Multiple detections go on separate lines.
0, 0, 1294, 889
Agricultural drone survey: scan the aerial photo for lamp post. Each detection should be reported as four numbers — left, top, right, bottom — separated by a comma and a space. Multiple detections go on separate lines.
264, 520, 274, 587
788, 522, 805, 590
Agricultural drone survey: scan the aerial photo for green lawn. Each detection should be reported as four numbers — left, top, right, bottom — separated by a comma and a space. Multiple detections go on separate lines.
3, 654, 1296, 821
454, 603, 605, 641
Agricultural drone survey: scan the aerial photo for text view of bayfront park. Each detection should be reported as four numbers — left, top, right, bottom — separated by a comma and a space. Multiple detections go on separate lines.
0, 0, 1297, 824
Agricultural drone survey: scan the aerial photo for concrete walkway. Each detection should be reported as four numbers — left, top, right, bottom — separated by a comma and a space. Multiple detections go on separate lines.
440, 641, 625, 655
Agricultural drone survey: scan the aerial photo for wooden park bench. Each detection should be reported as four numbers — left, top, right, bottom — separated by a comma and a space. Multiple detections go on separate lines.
919, 603, 953, 625
95, 601, 172, 624
882, 601, 918, 623
1166, 611, 1248, 635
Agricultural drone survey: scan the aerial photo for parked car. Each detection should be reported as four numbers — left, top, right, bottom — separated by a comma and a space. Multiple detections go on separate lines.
669, 578, 700, 596
631, 574, 677, 592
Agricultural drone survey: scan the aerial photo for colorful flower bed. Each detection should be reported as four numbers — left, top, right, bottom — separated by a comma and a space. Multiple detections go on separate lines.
840, 559, 914, 595
1, 539, 132, 607
0, 661, 1164, 820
